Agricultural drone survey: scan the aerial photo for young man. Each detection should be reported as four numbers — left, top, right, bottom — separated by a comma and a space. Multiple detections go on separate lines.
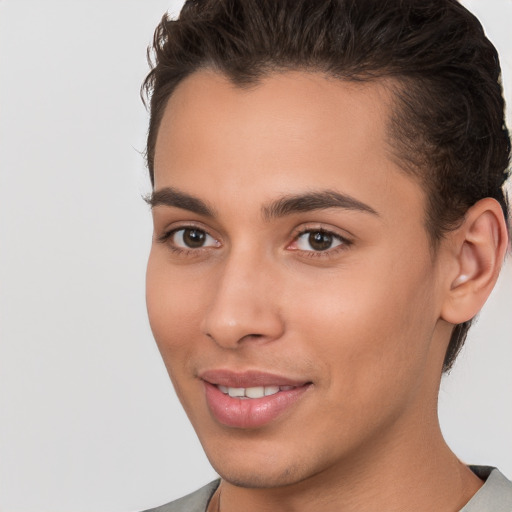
142, 0, 511, 510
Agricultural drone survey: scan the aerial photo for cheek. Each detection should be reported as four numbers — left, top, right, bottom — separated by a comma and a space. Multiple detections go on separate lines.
286, 255, 437, 396
145, 251, 207, 371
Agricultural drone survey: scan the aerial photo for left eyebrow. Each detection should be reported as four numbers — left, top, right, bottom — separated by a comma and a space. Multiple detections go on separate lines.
145, 187, 216, 217
262, 190, 379, 220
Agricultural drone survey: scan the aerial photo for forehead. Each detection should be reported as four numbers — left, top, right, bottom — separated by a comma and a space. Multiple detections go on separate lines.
156, 70, 393, 176
154, 70, 426, 229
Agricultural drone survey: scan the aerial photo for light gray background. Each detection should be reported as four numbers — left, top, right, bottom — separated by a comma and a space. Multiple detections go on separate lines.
0, 1, 510, 511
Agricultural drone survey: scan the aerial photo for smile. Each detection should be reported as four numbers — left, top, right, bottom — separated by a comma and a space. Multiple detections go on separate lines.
200, 370, 312, 429
217, 385, 296, 399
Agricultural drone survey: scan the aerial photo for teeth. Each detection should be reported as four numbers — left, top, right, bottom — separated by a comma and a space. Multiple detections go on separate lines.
228, 387, 245, 397
217, 385, 295, 398
246, 386, 265, 398
264, 385, 279, 396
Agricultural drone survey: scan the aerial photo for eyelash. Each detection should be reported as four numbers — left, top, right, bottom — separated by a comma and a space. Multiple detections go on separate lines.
157, 225, 217, 257
289, 227, 353, 258
157, 226, 353, 258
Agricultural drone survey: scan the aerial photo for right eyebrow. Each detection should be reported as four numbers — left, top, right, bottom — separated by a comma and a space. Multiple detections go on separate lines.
261, 189, 379, 220
145, 187, 216, 217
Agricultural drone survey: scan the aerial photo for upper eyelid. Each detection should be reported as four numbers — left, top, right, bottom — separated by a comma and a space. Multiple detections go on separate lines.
289, 226, 354, 254
292, 224, 354, 242
295, 229, 347, 243
158, 225, 223, 251
296, 227, 347, 238
174, 227, 219, 245
158, 221, 217, 238
155, 229, 219, 258
294, 230, 350, 247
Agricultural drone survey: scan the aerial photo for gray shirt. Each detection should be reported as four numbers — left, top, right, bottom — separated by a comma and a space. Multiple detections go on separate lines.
144, 466, 512, 512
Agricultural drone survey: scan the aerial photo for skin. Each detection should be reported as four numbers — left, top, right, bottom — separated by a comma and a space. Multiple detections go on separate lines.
146, 70, 506, 511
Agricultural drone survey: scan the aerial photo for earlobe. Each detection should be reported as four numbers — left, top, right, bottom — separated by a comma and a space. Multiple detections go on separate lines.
441, 198, 509, 325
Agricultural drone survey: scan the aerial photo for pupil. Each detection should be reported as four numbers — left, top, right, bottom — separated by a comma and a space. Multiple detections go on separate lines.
309, 231, 332, 251
184, 229, 206, 248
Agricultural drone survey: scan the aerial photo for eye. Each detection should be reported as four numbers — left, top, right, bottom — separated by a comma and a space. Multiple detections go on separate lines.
168, 228, 219, 249
294, 230, 345, 252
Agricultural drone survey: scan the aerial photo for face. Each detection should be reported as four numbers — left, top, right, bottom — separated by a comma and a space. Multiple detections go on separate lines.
146, 70, 449, 488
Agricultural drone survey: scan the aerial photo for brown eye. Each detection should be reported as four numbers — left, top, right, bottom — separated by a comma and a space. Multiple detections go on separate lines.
308, 231, 333, 251
295, 230, 344, 252
183, 229, 206, 248
170, 228, 219, 249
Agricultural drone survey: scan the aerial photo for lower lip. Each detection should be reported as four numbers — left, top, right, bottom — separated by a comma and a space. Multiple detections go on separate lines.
204, 382, 311, 429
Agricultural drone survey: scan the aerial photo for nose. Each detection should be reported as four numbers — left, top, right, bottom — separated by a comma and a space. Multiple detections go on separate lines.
200, 251, 285, 349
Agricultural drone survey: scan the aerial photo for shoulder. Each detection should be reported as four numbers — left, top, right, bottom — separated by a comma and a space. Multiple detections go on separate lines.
141, 480, 220, 512
461, 467, 512, 511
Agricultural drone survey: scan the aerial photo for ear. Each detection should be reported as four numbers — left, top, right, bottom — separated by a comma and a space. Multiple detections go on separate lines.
440, 198, 509, 325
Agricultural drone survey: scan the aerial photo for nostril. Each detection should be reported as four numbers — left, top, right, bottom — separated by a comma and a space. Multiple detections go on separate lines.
205, 331, 266, 346
200, 288, 285, 348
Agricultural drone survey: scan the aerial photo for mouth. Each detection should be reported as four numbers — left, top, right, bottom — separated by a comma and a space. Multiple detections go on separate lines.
216, 384, 297, 399
199, 370, 312, 429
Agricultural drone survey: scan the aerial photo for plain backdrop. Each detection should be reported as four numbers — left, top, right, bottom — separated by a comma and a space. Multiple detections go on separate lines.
0, 1, 511, 511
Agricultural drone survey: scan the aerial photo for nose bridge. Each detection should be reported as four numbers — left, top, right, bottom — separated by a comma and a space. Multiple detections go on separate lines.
201, 246, 283, 348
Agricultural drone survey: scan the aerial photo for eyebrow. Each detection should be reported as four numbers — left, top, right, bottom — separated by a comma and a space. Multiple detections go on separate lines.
146, 187, 378, 219
262, 190, 379, 220
146, 187, 216, 217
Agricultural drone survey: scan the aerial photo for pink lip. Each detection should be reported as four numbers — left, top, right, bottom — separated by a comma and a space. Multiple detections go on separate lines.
200, 370, 312, 429
200, 369, 308, 388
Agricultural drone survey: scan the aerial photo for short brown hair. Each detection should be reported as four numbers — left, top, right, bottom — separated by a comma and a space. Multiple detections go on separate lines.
142, 0, 510, 371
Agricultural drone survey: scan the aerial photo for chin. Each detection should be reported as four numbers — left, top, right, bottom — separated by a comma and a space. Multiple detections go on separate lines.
212, 463, 308, 489
203, 440, 326, 490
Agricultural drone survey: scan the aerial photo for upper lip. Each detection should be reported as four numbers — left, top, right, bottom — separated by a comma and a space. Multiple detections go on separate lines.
199, 369, 309, 388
